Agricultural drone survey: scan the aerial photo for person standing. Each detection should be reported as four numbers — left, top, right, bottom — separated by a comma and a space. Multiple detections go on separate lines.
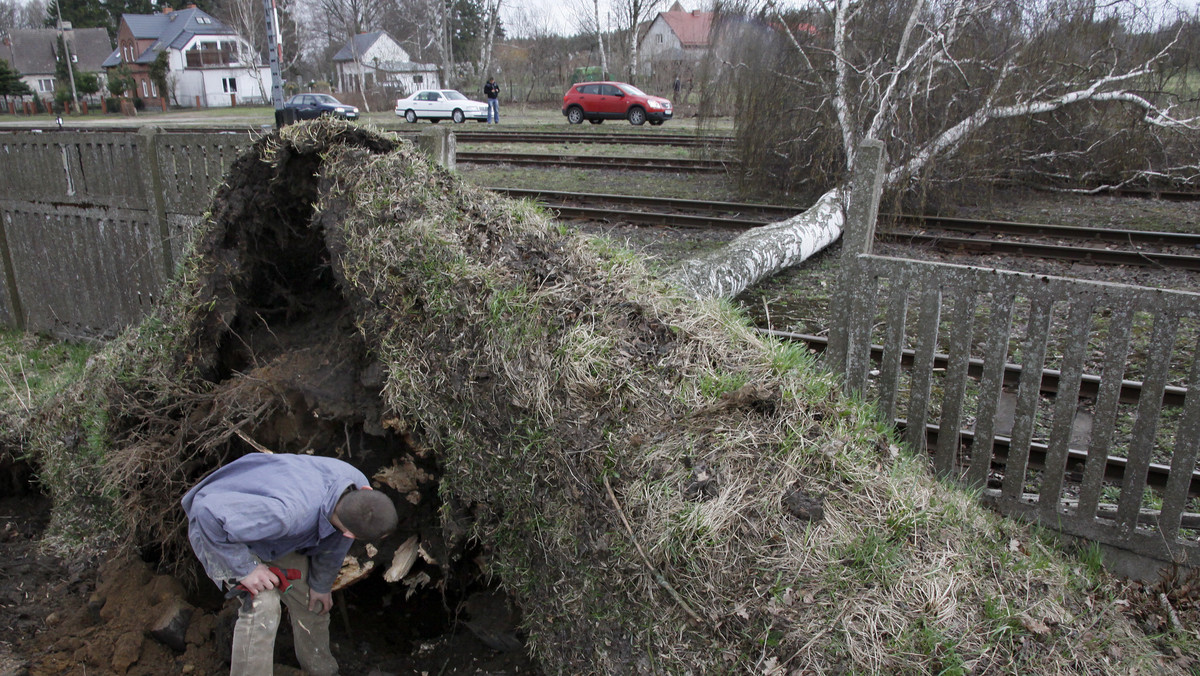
484, 77, 500, 124
182, 453, 398, 676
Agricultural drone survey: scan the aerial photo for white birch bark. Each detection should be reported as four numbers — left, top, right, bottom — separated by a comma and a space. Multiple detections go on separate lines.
670, 189, 843, 299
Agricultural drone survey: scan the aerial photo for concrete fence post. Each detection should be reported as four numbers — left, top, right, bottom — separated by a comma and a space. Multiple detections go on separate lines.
138, 126, 174, 280
0, 212, 25, 331
826, 139, 888, 379
417, 126, 456, 171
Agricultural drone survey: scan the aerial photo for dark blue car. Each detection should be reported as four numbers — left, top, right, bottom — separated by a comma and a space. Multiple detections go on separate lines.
283, 93, 360, 121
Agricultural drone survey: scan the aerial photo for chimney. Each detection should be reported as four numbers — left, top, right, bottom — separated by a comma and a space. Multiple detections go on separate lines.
186, 3, 197, 8
162, 6, 173, 13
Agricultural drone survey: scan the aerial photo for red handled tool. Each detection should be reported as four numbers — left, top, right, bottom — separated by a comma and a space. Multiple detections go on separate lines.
225, 566, 301, 598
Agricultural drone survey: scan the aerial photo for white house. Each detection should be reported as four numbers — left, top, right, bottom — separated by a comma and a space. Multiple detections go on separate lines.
333, 32, 439, 96
638, 2, 714, 76
102, 5, 271, 108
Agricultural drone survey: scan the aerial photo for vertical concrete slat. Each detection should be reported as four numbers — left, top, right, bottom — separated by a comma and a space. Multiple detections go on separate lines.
1116, 310, 1178, 538
965, 287, 1016, 488
1160, 332, 1200, 543
1000, 291, 1054, 501
905, 285, 942, 454
0, 208, 24, 330
1077, 306, 1134, 520
1039, 298, 1094, 520
934, 282, 978, 479
877, 269, 911, 424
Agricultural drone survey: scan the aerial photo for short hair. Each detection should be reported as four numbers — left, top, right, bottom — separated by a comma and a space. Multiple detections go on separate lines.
335, 489, 398, 541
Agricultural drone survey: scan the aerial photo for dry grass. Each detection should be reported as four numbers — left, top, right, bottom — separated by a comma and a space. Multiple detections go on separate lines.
17, 119, 1188, 674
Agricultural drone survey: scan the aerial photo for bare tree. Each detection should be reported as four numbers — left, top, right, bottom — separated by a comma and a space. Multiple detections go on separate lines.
0, 0, 46, 32
568, 0, 609, 76
673, 0, 1200, 299
611, 0, 662, 81
478, 0, 502, 81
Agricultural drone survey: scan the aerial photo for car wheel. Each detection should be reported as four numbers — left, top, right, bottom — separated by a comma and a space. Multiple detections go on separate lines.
627, 107, 646, 126
589, 119, 603, 125
452, 109, 465, 123
566, 106, 584, 124
405, 110, 417, 123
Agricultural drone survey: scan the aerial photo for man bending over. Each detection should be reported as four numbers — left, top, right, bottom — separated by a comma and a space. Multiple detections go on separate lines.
182, 453, 398, 675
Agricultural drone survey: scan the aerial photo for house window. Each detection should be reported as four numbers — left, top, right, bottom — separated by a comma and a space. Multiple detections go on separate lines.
413, 75, 422, 84
656, 34, 664, 43
186, 41, 238, 68
38, 78, 54, 92
222, 78, 237, 93
142, 80, 149, 97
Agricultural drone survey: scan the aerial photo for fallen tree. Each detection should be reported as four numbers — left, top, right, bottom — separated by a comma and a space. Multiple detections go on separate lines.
19, 121, 1187, 673
678, 0, 1200, 300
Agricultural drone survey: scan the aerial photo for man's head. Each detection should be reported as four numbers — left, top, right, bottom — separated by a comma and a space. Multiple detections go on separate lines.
332, 488, 398, 541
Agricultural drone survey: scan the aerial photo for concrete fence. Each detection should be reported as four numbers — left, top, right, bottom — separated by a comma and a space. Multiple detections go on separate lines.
0, 127, 248, 339
829, 140, 1200, 578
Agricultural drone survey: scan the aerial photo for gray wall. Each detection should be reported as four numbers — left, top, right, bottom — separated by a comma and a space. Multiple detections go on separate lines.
0, 128, 248, 339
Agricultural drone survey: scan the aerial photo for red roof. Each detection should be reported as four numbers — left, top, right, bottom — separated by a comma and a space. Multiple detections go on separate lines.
660, 10, 713, 48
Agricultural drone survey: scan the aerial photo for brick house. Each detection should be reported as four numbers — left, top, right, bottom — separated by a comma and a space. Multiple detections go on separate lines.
102, 5, 271, 107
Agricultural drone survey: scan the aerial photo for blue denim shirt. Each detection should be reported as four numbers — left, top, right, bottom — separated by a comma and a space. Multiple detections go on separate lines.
181, 453, 369, 594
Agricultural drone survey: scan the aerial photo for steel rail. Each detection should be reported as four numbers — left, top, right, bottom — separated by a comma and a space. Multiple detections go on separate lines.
460, 152, 728, 172
881, 231, 1200, 271
452, 130, 732, 147
497, 188, 1200, 269
893, 214, 1200, 249
0, 126, 735, 148
756, 330, 1200, 498
759, 329, 1187, 408
493, 187, 796, 219
907, 420, 1200, 499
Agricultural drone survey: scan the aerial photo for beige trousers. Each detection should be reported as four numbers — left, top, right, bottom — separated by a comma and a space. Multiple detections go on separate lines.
229, 552, 338, 676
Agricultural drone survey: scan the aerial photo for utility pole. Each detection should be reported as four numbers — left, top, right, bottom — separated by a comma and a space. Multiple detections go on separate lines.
262, 0, 286, 127
54, 1, 79, 113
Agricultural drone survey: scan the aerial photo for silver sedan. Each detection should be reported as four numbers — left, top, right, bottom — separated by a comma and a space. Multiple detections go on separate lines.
394, 90, 489, 123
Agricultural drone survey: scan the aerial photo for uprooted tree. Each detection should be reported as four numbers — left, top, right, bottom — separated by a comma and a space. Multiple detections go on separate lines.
675, 0, 1200, 299
21, 122, 1188, 673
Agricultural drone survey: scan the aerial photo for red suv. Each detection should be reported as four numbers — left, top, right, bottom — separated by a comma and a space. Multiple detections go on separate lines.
562, 81, 673, 126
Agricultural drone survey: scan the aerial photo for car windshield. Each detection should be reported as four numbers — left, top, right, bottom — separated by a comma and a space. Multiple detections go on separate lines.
619, 84, 647, 97
442, 91, 467, 100
312, 95, 341, 105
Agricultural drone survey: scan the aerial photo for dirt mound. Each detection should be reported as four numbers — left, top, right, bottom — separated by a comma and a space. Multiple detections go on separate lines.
15, 119, 1188, 674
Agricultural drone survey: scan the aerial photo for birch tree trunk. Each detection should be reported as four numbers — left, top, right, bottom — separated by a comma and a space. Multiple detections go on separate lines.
479, 0, 502, 80
670, 188, 844, 299
594, 0, 608, 77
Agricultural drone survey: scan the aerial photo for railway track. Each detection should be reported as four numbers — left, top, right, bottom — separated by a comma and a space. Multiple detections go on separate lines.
755, 332, 1200, 501
0, 125, 733, 148
6, 125, 1197, 199
492, 187, 1200, 271
459, 151, 729, 172
452, 130, 732, 148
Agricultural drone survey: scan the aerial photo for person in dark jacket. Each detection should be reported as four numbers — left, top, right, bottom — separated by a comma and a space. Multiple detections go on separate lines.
484, 77, 500, 123
182, 453, 398, 676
